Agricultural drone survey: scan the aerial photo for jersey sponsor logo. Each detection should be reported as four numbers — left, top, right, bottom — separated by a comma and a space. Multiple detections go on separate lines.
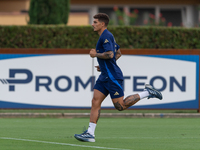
114, 91, 119, 96
104, 39, 109, 43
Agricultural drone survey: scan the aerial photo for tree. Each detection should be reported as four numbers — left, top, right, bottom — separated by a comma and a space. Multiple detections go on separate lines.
28, 0, 70, 25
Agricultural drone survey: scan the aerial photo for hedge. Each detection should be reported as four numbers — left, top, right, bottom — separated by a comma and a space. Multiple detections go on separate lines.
0, 26, 200, 49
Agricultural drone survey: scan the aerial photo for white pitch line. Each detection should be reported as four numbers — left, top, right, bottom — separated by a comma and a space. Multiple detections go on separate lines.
0, 137, 130, 150
98, 136, 200, 139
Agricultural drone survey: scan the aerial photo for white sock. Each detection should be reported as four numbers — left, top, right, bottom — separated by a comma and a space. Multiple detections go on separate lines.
138, 90, 149, 99
87, 122, 96, 136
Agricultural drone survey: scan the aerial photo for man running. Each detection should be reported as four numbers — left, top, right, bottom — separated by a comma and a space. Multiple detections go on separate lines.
74, 13, 162, 142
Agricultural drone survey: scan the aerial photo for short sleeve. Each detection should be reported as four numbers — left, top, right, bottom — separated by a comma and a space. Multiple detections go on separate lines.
102, 36, 114, 52
115, 43, 120, 51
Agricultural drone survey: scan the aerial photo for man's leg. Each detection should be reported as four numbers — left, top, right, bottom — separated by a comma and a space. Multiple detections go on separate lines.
89, 89, 106, 123
74, 89, 106, 142
112, 84, 162, 111
87, 89, 106, 136
112, 94, 140, 111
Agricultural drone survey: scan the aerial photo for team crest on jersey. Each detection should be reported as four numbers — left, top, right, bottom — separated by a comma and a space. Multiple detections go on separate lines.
104, 39, 109, 43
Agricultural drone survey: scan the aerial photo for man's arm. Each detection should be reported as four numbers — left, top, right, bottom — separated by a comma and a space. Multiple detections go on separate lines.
96, 51, 114, 59
115, 49, 122, 60
90, 49, 114, 59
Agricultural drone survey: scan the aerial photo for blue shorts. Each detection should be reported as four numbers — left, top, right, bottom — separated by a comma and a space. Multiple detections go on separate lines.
93, 78, 124, 99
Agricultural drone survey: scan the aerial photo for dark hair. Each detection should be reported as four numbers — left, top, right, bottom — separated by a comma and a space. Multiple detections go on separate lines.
93, 13, 109, 26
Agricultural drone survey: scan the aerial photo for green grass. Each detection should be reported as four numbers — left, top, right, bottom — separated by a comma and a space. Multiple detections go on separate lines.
0, 118, 200, 150
0, 109, 198, 113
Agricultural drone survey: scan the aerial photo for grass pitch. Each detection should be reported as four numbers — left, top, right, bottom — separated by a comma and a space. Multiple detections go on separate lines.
0, 118, 200, 150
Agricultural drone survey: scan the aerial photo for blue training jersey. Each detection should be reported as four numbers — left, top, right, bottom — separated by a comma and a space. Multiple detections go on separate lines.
96, 29, 123, 81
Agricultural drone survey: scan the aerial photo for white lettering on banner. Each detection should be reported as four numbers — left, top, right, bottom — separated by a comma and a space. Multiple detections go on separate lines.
0, 55, 198, 108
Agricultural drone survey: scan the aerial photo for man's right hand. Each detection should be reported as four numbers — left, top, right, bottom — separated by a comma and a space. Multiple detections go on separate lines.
90, 49, 97, 58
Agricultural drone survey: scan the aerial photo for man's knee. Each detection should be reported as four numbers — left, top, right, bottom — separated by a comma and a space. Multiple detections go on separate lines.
91, 97, 101, 108
113, 101, 124, 111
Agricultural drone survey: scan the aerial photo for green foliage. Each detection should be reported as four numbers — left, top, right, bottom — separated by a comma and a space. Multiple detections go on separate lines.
0, 26, 200, 49
28, 0, 70, 25
145, 14, 167, 26
113, 6, 138, 25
